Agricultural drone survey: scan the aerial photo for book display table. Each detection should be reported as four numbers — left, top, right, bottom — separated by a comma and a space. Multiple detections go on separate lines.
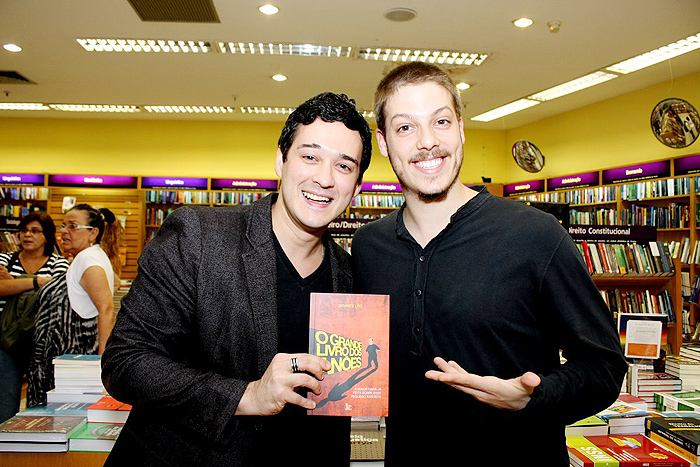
0, 451, 109, 467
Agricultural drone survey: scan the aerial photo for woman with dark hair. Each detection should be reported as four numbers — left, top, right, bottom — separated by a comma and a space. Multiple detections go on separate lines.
0, 212, 69, 421
27, 203, 116, 407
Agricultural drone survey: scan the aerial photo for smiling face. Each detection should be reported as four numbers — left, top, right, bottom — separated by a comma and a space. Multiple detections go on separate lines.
273, 118, 363, 235
377, 81, 465, 201
60, 209, 99, 256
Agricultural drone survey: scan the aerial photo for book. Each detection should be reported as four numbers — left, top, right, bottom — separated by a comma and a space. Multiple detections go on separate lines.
568, 434, 690, 466
15, 402, 91, 418
87, 396, 132, 424
646, 416, 700, 464
68, 422, 123, 452
0, 415, 85, 443
46, 389, 105, 405
566, 415, 609, 437
0, 441, 69, 452
618, 393, 648, 411
308, 292, 389, 417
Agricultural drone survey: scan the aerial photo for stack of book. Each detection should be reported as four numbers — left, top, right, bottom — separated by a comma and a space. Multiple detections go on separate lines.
68, 422, 123, 452
48, 354, 106, 404
565, 414, 609, 437
597, 398, 651, 435
628, 366, 683, 410
665, 355, 700, 390
0, 415, 85, 452
567, 433, 690, 466
646, 415, 700, 465
87, 396, 132, 424
654, 390, 700, 413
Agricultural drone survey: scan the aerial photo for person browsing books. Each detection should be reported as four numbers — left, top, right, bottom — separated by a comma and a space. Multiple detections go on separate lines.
26, 204, 117, 407
0, 212, 69, 422
101, 92, 372, 467
351, 62, 628, 465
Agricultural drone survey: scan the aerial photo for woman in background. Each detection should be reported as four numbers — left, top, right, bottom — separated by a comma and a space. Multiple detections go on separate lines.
27, 203, 116, 407
98, 208, 125, 292
0, 212, 68, 421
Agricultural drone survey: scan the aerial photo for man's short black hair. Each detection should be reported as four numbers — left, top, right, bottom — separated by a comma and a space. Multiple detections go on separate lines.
278, 92, 372, 181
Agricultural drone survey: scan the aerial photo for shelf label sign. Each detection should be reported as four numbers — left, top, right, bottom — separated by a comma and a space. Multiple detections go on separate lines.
567, 225, 657, 242
49, 174, 138, 188
360, 182, 402, 193
0, 173, 45, 186
327, 217, 374, 235
674, 154, 700, 176
503, 179, 545, 196
141, 176, 208, 189
210, 178, 278, 191
547, 171, 599, 191
601, 160, 670, 184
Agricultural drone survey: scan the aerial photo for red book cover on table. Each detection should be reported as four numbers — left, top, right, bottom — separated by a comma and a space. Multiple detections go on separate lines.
567, 434, 690, 466
308, 292, 389, 417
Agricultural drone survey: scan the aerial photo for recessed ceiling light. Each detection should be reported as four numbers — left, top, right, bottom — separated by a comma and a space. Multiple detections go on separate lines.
513, 17, 534, 28
456, 82, 471, 91
271, 73, 287, 82
2, 43, 22, 53
258, 4, 279, 15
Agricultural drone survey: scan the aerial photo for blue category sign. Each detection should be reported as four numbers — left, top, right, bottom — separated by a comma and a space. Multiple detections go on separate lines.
503, 179, 545, 196
0, 173, 45, 186
141, 176, 208, 189
210, 178, 278, 191
602, 160, 671, 184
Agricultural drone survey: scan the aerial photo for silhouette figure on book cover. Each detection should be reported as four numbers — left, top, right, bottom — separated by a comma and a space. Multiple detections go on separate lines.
316, 337, 381, 409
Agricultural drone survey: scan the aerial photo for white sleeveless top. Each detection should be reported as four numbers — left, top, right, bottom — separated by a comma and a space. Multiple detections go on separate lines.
66, 245, 114, 319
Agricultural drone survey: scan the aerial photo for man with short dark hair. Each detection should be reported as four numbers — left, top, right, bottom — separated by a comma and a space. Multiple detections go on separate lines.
352, 62, 627, 465
102, 92, 372, 466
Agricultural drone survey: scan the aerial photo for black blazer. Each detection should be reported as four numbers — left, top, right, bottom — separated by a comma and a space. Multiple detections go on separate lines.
102, 195, 354, 466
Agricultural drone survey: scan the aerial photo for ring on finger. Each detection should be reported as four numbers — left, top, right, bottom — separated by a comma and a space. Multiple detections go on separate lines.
291, 357, 300, 373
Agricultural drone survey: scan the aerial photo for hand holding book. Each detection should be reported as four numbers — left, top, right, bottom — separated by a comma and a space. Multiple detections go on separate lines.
234, 353, 331, 415
425, 357, 541, 411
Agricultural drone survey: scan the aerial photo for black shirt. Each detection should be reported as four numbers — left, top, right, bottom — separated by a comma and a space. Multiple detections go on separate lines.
352, 187, 627, 466
254, 234, 350, 466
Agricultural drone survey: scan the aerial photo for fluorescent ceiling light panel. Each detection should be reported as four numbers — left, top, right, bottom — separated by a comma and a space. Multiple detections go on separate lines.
77, 39, 213, 53
241, 107, 295, 115
470, 99, 540, 122
528, 71, 618, 102
606, 32, 700, 74
0, 103, 50, 110
219, 42, 352, 57
49, 104, 140, 112
357, 48, 488, 66
144, 105, 235, 114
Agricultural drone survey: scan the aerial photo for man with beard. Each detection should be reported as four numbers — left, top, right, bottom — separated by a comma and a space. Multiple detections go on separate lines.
351, 62, 627, 465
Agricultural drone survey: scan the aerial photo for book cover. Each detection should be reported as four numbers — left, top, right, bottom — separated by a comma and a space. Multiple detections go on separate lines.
566, 415, 609, 437
646, 416, 700, 455
308, 292, 389, 417
0, 441, 69, 452
598, 399, 650, 425
68, 422, 123, 452
0, 415, 85, 442
16, 402, 91, 417
87, 396, 132, 424
568, 434, 690, 466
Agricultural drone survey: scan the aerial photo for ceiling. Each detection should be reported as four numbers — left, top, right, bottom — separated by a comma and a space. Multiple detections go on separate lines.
1, 0, 699, 130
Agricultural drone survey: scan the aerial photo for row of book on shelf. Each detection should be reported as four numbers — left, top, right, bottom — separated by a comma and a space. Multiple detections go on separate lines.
0, 354, 130, 453
576, 240, 675, 276
0, 230, 20, 253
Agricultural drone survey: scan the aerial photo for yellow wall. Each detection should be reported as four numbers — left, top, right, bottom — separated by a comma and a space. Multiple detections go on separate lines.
504, 70, 700, 183
1, 70, 698, 185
